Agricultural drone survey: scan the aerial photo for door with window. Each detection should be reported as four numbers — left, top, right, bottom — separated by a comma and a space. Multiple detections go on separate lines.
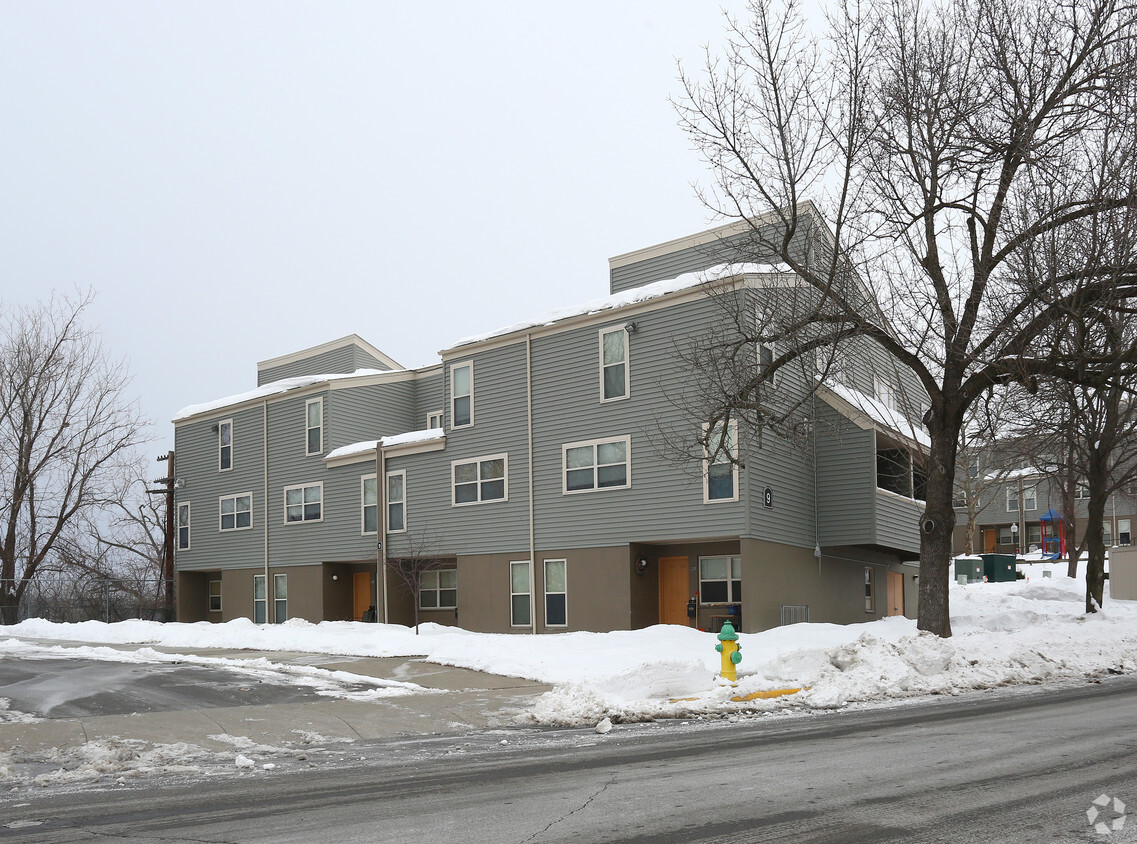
658, 557, 689, 625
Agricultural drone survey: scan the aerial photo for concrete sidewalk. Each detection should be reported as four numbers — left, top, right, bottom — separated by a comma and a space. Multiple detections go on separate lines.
0, 643, 552, 754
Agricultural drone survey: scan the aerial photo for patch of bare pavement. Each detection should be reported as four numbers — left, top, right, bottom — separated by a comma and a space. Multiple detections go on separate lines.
0, 644, 551, 791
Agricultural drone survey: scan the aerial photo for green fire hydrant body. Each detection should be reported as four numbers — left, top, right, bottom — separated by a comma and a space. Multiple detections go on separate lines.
715, 620, 742, 682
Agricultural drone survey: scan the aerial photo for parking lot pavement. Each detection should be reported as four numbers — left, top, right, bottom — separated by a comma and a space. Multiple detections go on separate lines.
0, 643, 552, 755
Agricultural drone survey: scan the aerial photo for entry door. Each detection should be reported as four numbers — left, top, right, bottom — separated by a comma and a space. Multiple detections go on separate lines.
983, 529, 997, 553
658, 557, 690, 626
353, 571, 372, 621
886, 571, 904, 617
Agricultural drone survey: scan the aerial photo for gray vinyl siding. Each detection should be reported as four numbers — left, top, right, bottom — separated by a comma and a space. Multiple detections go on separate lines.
815, 407, 875, 547
257, 344, 392, 386
327, 381, 416, 447
413, 369, 444, 430
874, 489, 922, 554
173, 404, 266, 572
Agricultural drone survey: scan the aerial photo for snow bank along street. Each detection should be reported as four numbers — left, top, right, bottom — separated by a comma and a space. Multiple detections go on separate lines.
2, 566, 1134, 790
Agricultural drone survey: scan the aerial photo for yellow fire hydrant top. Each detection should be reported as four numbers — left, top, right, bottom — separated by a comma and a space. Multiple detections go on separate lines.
714, 620, 742, 682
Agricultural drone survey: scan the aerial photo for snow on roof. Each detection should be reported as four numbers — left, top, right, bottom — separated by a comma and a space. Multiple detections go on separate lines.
824, 381, 931, 448
324, 428, 446, 462
173, 369, 390, 421
449, 262, 783, 349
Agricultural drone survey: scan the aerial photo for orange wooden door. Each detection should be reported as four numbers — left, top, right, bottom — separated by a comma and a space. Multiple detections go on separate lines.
353, 571, 372, 621
658, 556, 690, 625
886, 571, 904, 616
983, 529, 997, 553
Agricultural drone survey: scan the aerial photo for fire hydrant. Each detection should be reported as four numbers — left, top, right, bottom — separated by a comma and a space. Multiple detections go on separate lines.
715, 620, 742, 682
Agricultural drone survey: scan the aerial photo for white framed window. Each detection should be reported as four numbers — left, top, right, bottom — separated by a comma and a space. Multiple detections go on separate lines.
699, 555, 741, 604
427, 411, 444, 430
361, 475, 378, 535
563, 436, 630, 493
1027, 523, 1042, 547
387, 470, 406, 533
284, 482, 323, 523
1023, 486, 1037, 511
219, 493, 252, 532
177, 503, 191, 550
1006, 487, 1019, 512
452, 454, 507, 505
253, 574, 266, 624
544, 559, 567, 627
273, 573, 287, 623
219, 419, 233, 471
208, 580, 221, 613
510, 560, 532, 627
306, 398, 323, 455
874, 376, 896, 410
864, 567, 874, 612
450, 361, 473, 428
599, 326, 629, 401
703, 421, 739, 503
419, 569, 457, 610
758, 342, 776, 385
968, 456, 980, 479
1120, 519, 1131, 545
1104, 521, 1114, 546
1075, 481, 1089, 500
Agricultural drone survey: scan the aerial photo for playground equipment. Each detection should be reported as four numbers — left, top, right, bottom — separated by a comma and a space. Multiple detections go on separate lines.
1039, 508, 1066, 560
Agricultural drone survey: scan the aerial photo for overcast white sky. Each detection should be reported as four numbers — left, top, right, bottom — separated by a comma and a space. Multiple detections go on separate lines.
0, 2, 744, 454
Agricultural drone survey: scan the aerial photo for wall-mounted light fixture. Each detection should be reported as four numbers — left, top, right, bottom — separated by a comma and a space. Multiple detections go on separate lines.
624, 321, 638, 334
173, 478, 186, 490
635, 557, 649, 575
211, 424, 220, 433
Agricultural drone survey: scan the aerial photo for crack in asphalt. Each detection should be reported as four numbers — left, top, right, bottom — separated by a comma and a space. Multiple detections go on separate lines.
517, 771, 617, 844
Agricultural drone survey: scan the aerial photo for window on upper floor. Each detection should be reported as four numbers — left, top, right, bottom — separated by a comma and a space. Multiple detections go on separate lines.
306, 398, 323, 455
452, 454, 507, 505
1006, 487, 1018, 512
1075, 481, 1090, 500
563, 436, 630, 493
284, 482, 322, 523
1024, 486, 1037, 510
874, 376, 896, 411
427, 411, 443, 430
703, 421, 739, 503
450, 362, 473, 428
219, 493, 252, 532
387, 470, 406, 533
599, 326, 628, 401
219, 419, 233, 471
758, 342, 776, 385
361, 475, 378, 535
177, 503, 191, 550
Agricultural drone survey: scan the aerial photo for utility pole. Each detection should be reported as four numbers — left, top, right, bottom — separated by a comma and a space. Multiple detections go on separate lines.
147, 452, 176, 620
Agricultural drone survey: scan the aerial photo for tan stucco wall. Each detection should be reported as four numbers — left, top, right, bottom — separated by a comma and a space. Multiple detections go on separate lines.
175, 570, 212, 622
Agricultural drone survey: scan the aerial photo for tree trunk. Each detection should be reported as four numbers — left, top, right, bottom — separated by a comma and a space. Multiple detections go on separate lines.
917, 428, 958, 638
1085, 450, 1109, 612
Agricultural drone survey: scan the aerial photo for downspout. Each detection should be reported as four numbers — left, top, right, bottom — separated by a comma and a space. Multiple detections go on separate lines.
812, 393, 821, 576
263, 399, 270, 622
379, 443, 389, 625
527, 332, 536, 635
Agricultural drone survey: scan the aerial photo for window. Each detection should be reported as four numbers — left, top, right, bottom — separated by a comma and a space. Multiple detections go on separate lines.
758, 342, 776, 385
284, 483, 323, 523
387, 470, 406, 533
999, 526, 1015, 546
510, 561, 532, 627
273, 573, 287, 623
563, 436, 630, 493
419, 568, 457, 610
361, 475, 378, 534
219, 494, 252, 531
599, 327, 628, 401
1075, 481, 1090, 500
699, 555, 741, 604
1120, 519, 1131, 545
452, 455, 507, 505
177, 503, 191, 550
1027, 524, 1042, 548
968, 457, 980, 479
253, 574, 266, 624
1023, 487, 1037, 511
874, 376, 896, 410
1104, 521, 1113, 546
451, 362, 473, 427
703, 421, 738, 503
427, 411, 443, 430
219, 419, 233, 471
1006, 487, 1019, 512
864, 567, 874, 612
208, 580, 221, 613
306, 398, 323, 455
544, 559, 567, 627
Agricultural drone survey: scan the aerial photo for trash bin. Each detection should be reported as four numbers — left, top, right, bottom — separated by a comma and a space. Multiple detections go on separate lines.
979, 553, 1017, 582
954, 557, 984, 583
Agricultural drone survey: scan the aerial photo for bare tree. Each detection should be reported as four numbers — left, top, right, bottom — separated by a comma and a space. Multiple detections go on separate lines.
674, 0, 1137, 636
386, 528, 453, 634
954, 391, 1017, 555
0, 292, 148, 624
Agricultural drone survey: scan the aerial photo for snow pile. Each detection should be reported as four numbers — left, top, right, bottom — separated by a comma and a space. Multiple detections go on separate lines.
6, 574, 1136, 729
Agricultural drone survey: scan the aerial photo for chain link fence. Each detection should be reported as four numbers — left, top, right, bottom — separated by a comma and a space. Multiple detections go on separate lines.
1, 575, 173, 624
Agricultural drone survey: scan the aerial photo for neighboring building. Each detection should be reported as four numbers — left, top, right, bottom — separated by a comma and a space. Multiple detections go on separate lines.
173, 215, 928, 633
953, 467, 1137, 556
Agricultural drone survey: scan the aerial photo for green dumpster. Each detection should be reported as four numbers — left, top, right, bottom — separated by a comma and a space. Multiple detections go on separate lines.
979, 553, 1017, 582
954, 557, 984, 583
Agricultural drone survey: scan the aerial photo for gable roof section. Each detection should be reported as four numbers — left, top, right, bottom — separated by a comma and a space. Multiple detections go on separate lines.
257, 334, 403, 378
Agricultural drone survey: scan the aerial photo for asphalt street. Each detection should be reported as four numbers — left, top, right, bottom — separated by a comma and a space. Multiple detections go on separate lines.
3, 675, 1136, 843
